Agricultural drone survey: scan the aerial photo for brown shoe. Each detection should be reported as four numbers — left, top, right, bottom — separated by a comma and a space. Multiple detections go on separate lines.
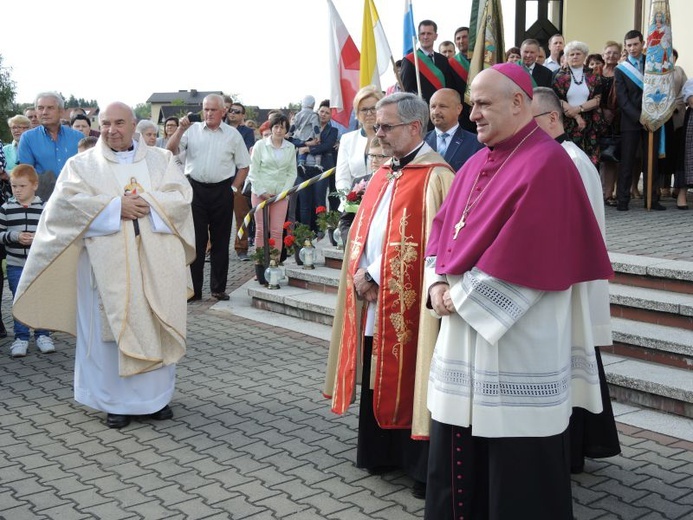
211, 292, 230, 301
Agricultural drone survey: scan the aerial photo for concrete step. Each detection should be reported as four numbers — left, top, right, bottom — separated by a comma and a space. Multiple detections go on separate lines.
609, 283, 693, 330
323, 246, 344, 270
248, 283, 336, 326
605, 317, 693, 370
602, 352, 693, 419
610, 252, 693, 295
285, 265, 339, 294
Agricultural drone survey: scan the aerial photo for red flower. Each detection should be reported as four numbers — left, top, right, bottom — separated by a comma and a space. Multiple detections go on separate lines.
283, 221, 292, 230
315, 206, 327, 214
284, 235, 295, 247
346, 191, 359, 202
268, 238, 276, 247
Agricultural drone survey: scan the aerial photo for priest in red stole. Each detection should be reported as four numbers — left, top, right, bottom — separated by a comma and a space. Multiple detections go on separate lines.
423, 64, 614, 519
324, 93, 455, 498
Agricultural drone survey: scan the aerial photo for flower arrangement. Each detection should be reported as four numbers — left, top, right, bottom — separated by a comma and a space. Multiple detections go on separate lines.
343, 179, 368, 213
316, 206, 340, 231
282, 221, 316, 255
251, 237, 280, 264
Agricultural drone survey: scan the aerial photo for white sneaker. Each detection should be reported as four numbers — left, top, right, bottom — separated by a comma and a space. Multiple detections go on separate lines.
10, 339, 29, 358
36, 336, 56, 354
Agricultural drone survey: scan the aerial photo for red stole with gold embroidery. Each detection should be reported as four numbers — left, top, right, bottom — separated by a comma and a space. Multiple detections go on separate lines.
331, 161, 439, 429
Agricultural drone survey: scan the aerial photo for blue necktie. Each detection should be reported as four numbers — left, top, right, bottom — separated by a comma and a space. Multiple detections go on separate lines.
438, 132, 449, 157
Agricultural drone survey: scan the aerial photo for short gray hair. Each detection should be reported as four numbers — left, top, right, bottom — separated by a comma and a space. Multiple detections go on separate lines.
136, 120, 158, 134
375, 92, 429, 138
564, 40, 589, 57
35, 91, 64, 109
203, 93, 225, 108
532, 87, 564, 124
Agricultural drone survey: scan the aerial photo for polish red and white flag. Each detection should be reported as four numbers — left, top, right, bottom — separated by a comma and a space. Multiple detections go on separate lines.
327, 0, 360, 128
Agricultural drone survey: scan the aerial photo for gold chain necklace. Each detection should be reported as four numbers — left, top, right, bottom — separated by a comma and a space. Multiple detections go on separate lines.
453, 127, 539, 239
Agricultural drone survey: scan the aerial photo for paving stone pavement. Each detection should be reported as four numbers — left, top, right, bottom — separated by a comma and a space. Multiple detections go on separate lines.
1, 200, 693, 519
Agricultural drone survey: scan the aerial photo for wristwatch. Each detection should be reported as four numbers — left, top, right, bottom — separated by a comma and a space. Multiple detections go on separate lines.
364, 271, 374, 283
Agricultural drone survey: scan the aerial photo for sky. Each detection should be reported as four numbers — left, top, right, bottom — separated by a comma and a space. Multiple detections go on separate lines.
1, 0, 516, 112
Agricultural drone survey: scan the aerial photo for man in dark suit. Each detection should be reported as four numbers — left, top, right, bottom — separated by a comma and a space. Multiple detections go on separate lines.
400, 20, 459, 107
424, 88, 483, 173
614, 30, 665, 211
521, 39, 554, 87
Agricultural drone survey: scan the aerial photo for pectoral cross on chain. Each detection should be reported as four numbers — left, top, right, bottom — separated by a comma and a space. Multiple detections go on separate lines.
453, 219, 465, 239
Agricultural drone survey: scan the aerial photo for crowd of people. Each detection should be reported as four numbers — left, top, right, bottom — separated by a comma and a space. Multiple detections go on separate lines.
0, 15, 691, 520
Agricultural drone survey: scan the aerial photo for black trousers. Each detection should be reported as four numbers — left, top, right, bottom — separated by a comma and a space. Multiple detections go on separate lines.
617, 127, 662, 206
189, 177, 234, 297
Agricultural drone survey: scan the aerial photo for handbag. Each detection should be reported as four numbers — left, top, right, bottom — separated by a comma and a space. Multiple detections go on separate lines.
599, 135, 621, 163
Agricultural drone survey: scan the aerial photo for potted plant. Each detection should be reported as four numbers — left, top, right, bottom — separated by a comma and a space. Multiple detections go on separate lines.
250, 238, 280, 285
283, 221, 316, 265
315, 206, 341, 246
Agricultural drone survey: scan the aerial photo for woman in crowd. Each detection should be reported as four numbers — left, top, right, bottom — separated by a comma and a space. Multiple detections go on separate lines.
335, 85, 383, 193
3, 115, 31, 172
248, 113, 297, 257
600, 41, 622, 206
505, 46, 521, 64
136, 120, 158, 146
156, 116, 179, 150
552, 40, 605, 165
296, 103, 338, 231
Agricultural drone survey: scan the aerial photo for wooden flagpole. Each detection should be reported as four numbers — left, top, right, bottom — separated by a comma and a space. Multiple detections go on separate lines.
646, 131, 654, 210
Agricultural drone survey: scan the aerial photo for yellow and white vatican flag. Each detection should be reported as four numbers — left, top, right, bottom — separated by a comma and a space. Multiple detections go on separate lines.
641, 0, 675, 132
359, 0, 393, 90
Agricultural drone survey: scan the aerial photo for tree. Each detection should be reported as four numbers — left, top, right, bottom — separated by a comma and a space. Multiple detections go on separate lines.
0, 54, 17, 143
134, 103, 152, 120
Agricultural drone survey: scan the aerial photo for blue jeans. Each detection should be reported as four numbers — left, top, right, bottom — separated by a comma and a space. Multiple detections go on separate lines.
6, 264, 49, 340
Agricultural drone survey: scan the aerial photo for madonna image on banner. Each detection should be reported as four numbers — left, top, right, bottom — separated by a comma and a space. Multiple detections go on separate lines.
641, 0, 675, 132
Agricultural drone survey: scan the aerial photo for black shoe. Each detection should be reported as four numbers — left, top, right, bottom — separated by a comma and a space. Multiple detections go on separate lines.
148, 405, 173, 421
211, 292, 230, 301
188, 293, 202, 302
650, 203, 666, 211
616, 203, 629, 211
0, 325, 6, 339
411, 481, 426, 499
677, 205, 689, 210
366, 465, 396, 475
106, 414, 131, 429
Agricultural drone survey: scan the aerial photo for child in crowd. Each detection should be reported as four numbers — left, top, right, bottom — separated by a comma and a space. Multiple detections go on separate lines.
0, 164, 54, 357
78, 136, 98, 153
290, 95, 320, 169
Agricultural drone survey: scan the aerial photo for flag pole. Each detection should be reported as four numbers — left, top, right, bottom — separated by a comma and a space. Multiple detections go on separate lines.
646, 131, 654, 211
412, 36, 422, 97
391, 56, 404, 91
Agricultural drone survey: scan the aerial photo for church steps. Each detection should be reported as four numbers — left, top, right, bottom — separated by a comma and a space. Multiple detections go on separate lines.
285, 266, 340, 294
601, 353, 693, 419
609, 284, 693, 331
605, 317, 693, 370
248, 284, 336, 326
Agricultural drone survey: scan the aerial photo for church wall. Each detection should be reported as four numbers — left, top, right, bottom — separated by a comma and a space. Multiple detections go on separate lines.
561, 0, 692, 75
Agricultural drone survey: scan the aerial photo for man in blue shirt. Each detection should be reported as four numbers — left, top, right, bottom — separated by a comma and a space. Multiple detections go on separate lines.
18, 92, 84, 200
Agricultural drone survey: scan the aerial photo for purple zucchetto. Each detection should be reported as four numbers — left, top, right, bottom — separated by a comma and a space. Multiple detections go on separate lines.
490, 62, 534, 99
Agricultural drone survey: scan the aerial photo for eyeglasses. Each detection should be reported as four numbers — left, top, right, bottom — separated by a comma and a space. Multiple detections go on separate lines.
359, 106, 377, 114
372, 122, 412, 133
228, 109, 243, 115
533, 111, 552, 119
368, 154, 390, 160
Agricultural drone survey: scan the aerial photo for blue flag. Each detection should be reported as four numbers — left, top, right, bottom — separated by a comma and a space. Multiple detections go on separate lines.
403, 0, 416, 55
